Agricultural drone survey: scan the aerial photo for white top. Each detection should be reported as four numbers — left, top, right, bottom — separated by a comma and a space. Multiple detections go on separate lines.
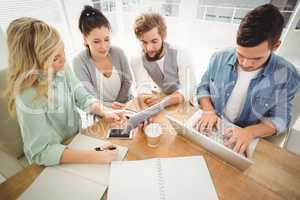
224, 66, 262, 122
130, 46, 196, 102
96, 67, 121, 106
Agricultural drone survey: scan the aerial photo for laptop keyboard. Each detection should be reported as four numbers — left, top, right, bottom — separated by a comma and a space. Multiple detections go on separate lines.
207, 130, 226, 145
180, 110, 259, 158
187, 112, 234, 148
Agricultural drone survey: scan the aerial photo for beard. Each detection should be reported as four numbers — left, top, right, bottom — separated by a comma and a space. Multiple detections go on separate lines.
144, 42, 164, 62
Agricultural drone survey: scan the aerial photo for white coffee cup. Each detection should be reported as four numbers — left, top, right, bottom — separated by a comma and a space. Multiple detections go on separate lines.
144, 123, 162, 148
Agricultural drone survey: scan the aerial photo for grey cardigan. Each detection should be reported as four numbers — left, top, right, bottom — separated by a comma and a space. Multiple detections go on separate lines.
72, 46, 133, 106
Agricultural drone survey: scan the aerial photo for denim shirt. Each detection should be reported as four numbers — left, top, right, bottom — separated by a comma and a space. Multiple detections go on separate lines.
197, 48, 300, 134
16, 65, 97, 166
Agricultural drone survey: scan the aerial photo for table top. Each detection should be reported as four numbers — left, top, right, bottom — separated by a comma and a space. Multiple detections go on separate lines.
1, 101, 300, 200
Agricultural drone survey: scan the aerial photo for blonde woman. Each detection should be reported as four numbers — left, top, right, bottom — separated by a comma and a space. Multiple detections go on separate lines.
6, 17, 122, 166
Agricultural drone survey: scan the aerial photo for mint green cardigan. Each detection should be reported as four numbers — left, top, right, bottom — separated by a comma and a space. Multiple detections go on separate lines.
15, 65, 97, 166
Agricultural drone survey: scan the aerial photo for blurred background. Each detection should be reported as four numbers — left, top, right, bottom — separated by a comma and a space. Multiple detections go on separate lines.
1, 0, 299, 81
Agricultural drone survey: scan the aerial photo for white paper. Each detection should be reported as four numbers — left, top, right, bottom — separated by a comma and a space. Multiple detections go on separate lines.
18, 167, 106, 200
19, 134, 128, 200
108, 156, 219, 200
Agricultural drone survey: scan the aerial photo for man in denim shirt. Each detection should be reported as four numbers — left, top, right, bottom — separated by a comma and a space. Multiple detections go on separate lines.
196, 4, 300, 156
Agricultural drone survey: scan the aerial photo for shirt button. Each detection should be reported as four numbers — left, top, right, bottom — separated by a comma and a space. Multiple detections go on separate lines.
226, 93, 230, 96
265, 103, 269, 107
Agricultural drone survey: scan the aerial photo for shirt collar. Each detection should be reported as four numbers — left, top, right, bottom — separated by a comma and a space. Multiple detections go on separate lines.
228, 49, 276, 77
52, 69, 65, 87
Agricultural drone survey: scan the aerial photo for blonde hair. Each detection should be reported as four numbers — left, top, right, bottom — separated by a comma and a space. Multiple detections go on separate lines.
5, 17, 62, 116
134, 13, 167, 39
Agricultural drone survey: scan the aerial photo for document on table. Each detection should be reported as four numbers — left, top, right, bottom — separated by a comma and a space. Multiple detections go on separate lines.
108, 155, 219, 200
18, 133, 128, 200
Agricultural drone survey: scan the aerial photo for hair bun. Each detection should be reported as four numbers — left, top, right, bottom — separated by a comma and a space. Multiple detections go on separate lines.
83, 5, 100, 17
79, 5, 110, 34
83, 5, 94, 12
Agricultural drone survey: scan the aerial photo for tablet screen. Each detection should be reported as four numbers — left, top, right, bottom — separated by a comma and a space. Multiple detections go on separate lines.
107, 129, 132, 139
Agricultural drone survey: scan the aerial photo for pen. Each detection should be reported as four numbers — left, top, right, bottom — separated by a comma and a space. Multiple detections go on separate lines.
94, 146, 117, 151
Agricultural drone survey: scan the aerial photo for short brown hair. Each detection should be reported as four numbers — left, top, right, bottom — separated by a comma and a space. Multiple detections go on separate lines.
134, 13, 167, 39
237, 4, 284, 47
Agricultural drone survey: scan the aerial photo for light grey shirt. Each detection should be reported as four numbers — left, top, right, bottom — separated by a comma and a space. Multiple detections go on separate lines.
72, 46, 133, 107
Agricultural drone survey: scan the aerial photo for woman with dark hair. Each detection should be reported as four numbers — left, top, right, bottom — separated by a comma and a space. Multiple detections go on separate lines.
73, 5, 133, 109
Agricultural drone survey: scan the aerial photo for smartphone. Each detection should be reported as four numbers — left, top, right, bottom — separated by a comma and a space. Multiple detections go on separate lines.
106, 128, 133, 139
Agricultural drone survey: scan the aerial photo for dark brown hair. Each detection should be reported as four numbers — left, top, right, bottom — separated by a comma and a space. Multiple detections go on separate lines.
237, 4, 284, 47
78, 5, 110, 35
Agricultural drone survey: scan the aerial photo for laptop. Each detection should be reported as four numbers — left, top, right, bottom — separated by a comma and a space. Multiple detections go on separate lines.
166, 110, 259, 171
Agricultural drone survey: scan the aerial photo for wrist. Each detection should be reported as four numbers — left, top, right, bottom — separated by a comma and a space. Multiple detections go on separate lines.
91, 102, 105, 117
81, 150, 99, 163
90, 150, 106, 164
245, 127, 256, 139
202, 109, 216, 115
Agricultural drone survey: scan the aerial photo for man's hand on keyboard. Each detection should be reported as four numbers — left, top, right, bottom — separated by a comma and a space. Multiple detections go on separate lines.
224, 127, 255, 156
194, 111, 221, 134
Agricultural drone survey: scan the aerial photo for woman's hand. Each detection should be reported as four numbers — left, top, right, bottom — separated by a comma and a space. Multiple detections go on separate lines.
102, 110, 124, 124
111, 102, 126, 109
92, 146, 118, 164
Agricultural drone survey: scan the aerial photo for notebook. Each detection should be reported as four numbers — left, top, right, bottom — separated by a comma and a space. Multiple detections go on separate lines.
108, 156, 219, 200
18, 167, 106, 200
55, 133, 128, 185
18, 133, 128, 200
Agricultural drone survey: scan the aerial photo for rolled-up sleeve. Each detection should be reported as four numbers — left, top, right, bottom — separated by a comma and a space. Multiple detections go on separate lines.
264, 116, 287, 134
16, 96, 66, 166
196, 53, 217, 100
264, 71, 300, 134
